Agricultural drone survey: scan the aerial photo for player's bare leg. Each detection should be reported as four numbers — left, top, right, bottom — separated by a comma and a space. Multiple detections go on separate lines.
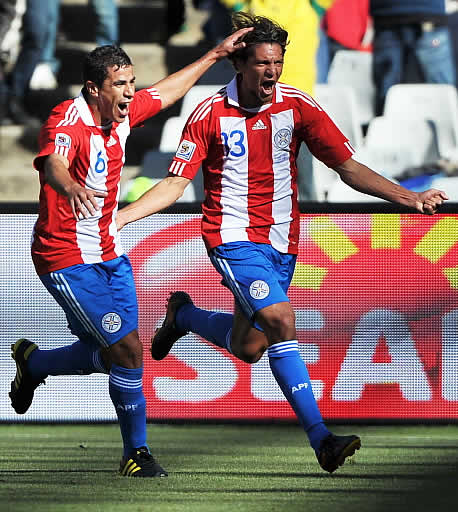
229, 302, 268, 363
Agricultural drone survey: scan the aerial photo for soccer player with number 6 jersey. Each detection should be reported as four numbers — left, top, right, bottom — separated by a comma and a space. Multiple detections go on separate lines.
9, 29, 253, 477
116, 12, 448, 473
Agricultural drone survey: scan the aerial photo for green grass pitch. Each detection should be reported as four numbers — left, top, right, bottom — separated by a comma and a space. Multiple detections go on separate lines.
1, 423, 457, 512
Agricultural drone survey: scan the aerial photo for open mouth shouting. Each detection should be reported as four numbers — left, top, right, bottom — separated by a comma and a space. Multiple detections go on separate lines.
261, 79, 276, 98
118, 101, 130, 118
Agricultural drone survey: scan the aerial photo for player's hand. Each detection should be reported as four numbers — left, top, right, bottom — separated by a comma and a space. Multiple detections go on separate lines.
66, 182, 108, 220
213, 27, 254, 60
416, 189, 449, 215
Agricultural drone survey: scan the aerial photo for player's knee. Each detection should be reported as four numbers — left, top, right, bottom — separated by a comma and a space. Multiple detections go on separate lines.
109, 332, 143, 368
261, 309, 295, 339
238, 351, 263, 364
234, 344, 266, 364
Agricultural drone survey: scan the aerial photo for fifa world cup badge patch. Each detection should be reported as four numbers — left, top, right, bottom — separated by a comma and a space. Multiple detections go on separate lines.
55, 133, 71, 148
249, 280, 270, 300
101, 312, 122, 333
176, 139, 196, 162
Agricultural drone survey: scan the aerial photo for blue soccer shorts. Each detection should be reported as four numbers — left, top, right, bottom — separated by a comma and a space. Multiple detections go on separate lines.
40, 254, 138, 348
209, 241, 296, 322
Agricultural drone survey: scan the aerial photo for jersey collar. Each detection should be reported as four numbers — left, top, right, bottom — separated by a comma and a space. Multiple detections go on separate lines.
74, 91, 113, 129
226, 76, 283, 111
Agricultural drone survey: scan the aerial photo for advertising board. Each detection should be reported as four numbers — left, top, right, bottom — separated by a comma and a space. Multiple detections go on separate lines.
1, 212, 457, 421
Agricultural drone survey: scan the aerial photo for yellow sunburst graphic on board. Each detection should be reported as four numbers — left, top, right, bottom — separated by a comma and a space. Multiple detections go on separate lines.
292, 214, 458, 290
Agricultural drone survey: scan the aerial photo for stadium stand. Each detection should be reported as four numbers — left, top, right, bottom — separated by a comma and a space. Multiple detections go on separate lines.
352, 116, 441, 179
313, 114, 440, 202
0, 0, 205, 202
158, 116, 187, 153
2, 1, 458, 204
312, 84, 366, 201
312, 158, 340, 202
429, 175, 458, 201
383, 83, 458, 158
326, 49, 375, 126
314, 84, 365, 148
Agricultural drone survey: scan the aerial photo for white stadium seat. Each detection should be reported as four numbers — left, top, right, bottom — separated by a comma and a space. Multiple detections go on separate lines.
159, 116, 187, 152
314, 84, 365, 148
383, 83, 458, 158
352, 116, 441, 178
312, 158, 340, 202
327, 50, 375, 125
429, 176, 458, 202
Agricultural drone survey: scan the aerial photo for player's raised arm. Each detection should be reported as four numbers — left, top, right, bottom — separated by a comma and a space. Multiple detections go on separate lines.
333, 157, 448, 214
154, 27, 253, 110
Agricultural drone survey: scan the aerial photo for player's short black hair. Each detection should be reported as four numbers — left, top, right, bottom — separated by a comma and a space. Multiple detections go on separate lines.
83, 45, 132, 88
229, 11, 288, 65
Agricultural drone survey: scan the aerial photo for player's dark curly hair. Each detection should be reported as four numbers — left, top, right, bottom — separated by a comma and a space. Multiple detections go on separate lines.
83, 45, 132, 88
228, 11, 288, 64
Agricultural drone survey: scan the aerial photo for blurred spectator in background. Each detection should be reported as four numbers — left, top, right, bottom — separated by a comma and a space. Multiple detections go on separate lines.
29, 0, 59, 90
220, 0, 335, 94
31, 0, 119, 91
91, 0, 119, 46
0, 0, 17, 120
447, 0, 458, 78
4, 0, 55, 125
317, 0, 372, 83
198, 0, 233, 45
0, 0, 16, 44
165, 0, 187, 43
370, 0, 456, 116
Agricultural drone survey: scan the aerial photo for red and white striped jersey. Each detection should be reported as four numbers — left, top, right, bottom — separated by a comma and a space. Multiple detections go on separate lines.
32, 88, 161, 275
169, 77, 354, 255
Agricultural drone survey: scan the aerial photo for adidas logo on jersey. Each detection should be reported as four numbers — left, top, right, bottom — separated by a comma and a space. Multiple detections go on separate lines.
106, 135, 117, 147
252, 119, 267, 130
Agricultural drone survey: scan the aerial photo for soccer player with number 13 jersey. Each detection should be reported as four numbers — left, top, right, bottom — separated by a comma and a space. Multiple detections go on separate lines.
117, 12, 447, 473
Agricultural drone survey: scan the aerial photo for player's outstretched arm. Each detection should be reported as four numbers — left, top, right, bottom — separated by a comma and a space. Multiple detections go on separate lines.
333, 157, 448, 214
116, 174, 191, 230
154, 27, 253, 110
44, 153, 108, 220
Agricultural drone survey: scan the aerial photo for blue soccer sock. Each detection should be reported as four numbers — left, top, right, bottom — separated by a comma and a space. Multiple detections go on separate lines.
27, 340, 108, 380
109, 364, 148, 457
176, 303, 234, 353
268, 340, 330, 452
